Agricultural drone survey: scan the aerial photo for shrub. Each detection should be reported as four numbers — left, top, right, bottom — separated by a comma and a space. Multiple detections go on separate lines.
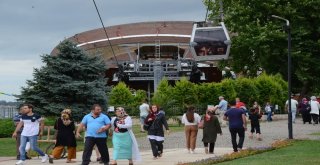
0, 119, 15, 138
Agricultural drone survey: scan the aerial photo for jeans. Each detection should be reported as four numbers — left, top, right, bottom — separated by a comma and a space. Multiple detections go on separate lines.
291, 111, 296, 122
19, 135, 45, 160
267, 112, 273, 121
229, 128, 245, 152
82, 137, 109, 165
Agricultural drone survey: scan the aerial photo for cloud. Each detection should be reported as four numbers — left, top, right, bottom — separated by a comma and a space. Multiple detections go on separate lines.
0, 0, 207, 102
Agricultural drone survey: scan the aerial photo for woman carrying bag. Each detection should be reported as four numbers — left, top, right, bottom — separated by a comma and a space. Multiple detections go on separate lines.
145, 105, 169, 160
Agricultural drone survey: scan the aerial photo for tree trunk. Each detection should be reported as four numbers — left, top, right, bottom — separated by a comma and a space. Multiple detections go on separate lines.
299, 80, 310, 100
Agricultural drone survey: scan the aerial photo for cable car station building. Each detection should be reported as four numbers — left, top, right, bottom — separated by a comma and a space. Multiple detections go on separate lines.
52, 21, 231, 93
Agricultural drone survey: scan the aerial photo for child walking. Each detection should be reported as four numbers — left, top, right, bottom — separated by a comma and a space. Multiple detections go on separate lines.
248, 108, 262, 141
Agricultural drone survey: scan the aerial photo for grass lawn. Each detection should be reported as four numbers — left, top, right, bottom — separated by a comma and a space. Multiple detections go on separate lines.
0, 124, 184, 157
217, 140, 320, 165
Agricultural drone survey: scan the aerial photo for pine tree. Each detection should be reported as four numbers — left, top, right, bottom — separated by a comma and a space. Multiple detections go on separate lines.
19, 40, 108, 121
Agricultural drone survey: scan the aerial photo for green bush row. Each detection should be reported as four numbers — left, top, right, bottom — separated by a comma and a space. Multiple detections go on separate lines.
0, 119, 15, 138
108, 73, 287, 118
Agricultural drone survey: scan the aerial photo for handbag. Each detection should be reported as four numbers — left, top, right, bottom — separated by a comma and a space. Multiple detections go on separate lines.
143, 123, 151, 131
198, 119, 204, 129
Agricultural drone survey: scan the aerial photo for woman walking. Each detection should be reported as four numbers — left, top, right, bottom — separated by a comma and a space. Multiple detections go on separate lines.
298, 98, 311, 124
248, 108, 262, 141
181, 106, 201, 153
145, 105, 170, 159
110, 107, 140, 165
49, 109, 77, 164
202, 109, 222, 154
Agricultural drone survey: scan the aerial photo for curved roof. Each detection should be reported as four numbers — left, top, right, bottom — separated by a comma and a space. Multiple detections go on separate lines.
51, 21, 195, 61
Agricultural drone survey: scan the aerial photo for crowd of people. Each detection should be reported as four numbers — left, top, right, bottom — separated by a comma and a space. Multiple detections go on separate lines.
11, 95, 320, 165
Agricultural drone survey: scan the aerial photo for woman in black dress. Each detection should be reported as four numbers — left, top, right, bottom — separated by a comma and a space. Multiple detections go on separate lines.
49, 109, 77, 163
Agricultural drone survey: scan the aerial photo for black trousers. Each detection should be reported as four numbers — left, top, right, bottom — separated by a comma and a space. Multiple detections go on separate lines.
82, 137, 109, 165
149, 139, 163, 157
311, 114, 319, 124
204, 142, 215, 153
250, 124, 261, 134
229, 128, 245, 152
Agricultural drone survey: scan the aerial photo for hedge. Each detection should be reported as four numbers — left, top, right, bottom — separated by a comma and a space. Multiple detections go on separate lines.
0, 119, 15, 138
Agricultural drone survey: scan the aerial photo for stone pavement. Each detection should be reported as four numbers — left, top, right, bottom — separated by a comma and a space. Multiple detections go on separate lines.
1, 118, 319, 165
0, 147, 233, 165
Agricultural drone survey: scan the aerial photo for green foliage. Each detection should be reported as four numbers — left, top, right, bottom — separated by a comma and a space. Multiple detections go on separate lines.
220, 79, 237, 102
19, 40, 108, 121
152, 74, 287, 117
108, 83, 148, 115
152, 78, 172, 106
208, 0, 320, 95
234, 78, 258, 105
254, 73, 286, 107
0, 119, 15, 138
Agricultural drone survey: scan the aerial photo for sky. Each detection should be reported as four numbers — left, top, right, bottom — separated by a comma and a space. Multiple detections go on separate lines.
0, 0, 206, 102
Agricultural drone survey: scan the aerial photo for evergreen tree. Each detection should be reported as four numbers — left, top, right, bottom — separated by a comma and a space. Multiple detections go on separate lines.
19, 40, 108, 121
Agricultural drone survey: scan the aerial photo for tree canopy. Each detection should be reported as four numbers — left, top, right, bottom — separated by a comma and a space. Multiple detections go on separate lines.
19, 40, 108, 121
206, 0, 320, 96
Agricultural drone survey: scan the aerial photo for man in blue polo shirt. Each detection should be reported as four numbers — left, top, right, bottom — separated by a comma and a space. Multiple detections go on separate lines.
223, 100, 247, 152
76, 104, 111, 165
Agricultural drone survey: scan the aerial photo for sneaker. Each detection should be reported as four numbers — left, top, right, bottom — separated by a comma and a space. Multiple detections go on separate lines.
15, 160, 25, 165
41, 154, 48, 163
190, 150, 195, 154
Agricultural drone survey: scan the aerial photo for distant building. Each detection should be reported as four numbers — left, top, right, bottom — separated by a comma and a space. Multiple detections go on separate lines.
0, 105, 17, 119
51, 21, 224, 93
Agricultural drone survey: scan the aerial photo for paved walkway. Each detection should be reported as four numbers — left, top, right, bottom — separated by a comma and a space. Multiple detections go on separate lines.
1, 118, 319, 165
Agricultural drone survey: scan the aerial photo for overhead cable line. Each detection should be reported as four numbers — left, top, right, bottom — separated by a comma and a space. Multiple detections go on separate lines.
92, 0, 119, 65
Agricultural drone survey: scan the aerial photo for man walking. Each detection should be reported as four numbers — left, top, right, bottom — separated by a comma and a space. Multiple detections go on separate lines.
285, 95, 298, 123
13, 107, 31, 160
76, 104, 111, 165
214, 96, 228, 126
12, 104, 48, 165
139, 99, 149, 132
224, 100, 247, 152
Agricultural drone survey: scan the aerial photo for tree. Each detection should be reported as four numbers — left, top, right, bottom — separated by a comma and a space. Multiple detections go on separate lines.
19, 41, 108, 121
108, 82, 133, 108
206, 0, 320, 96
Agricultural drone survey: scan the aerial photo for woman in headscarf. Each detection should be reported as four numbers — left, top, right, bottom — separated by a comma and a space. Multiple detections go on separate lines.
49, 109, 77, 163
181, 106, 201, 154
202, 108, 222, 154
145, 105, 169, 160
110, 107, 140, 165
298, 98, 311, 124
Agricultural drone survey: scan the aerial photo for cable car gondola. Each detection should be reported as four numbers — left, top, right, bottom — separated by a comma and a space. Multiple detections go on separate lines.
190, 22, 231, 61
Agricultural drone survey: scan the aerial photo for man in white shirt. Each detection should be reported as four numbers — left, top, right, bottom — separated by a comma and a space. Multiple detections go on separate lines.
12, 104, 48, 165
285, 95, 299, 123
139, 99, 149, 132
310, 96, 320, 125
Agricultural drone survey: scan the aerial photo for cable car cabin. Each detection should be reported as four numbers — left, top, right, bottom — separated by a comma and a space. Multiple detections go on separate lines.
190, 22, 231, 61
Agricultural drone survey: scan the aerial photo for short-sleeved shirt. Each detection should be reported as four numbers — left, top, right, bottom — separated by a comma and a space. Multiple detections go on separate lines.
181, 113, 201, 126
13, 113, 23, 133
20, 113, 42, 136
139, 103, 149, 117
285, 99, 298, 112
224, 108, 245, 129
218, 100, 228, 111
81, 113, 111, 138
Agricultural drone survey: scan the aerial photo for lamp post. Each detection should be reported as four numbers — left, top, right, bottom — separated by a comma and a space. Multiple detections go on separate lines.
271, 15, 292, 139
